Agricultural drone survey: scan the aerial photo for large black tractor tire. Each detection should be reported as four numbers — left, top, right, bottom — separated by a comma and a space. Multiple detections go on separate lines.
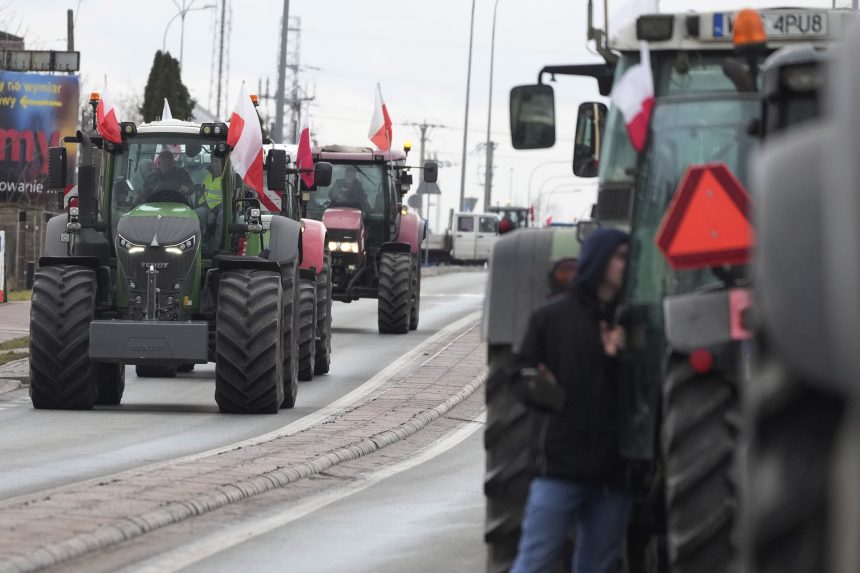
177, 364, 195, 373
831, 401, 860, 573
378, 251, 413, 334
744, 348, 844, 573
95, 363, 125, 406
314, 250, 333, 375
281, 261, 300, 408
484, 344, 532, 573
29, 265, 98, 410
662, 356, 738, 573
297, 277, 317, 381
409, 254, 421, 331
215, 269, 284, 414
135, 364, 178, 378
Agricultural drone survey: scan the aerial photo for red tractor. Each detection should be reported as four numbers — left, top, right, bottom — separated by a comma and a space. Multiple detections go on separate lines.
304, 145, 437, 334
261, 143, 334, 381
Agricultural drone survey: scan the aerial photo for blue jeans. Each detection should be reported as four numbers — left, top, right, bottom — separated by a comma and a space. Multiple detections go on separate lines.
510, 477, 633, 573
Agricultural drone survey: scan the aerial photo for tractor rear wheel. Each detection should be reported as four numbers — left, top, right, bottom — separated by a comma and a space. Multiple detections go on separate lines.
409, 254, 421, 331
662, 356, 737, 573
298, 278, 317, 381
95, 363, 125, 405
314, 250, 332, 375
215, 269, 284, 414
484, 344, 532, 573
744, 349, 843, 573
135, 364, 178, 378
378, 251, 413, 334
29, 265, 98, 410
281, 261, 300, 408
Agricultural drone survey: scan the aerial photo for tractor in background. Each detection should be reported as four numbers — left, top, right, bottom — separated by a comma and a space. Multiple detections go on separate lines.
304, 145, 437, 334
260, 142, 334, 381
36, 100, 304, 414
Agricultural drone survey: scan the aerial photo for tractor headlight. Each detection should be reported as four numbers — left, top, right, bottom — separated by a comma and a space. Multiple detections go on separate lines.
118, 234, 145, 253
164, 235, 196, 255
338, 241, 359, 253
328, 241, 339, 252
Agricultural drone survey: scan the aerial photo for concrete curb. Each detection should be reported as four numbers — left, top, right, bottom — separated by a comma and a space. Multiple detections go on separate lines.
0, 364, 486, 573
0, 358, 27, 387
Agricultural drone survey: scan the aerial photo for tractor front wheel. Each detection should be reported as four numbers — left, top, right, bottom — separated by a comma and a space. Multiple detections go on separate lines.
215, 269, 284, 414
409, 254, 421, 331
281, 261, 300, 408
297, 277, 317, 381
314, 250, 333, 375
95, 363, 125, 406
378, 251, 413, 334
29, 265, 98, 410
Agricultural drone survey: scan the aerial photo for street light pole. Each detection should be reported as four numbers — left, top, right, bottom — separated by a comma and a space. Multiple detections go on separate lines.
459, 0, 477, 212
483, 0, 501, 211
163, 1, 216, 72
527, 160, 570, 207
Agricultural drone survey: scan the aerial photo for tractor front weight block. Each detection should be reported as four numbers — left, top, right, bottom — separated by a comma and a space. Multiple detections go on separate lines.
89, 320, 209, 365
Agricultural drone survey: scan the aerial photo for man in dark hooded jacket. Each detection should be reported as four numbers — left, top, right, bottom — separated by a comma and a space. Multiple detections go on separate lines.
510, 228, 631, 573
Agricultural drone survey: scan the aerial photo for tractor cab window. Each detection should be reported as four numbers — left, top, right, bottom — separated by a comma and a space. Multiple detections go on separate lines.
109, 136, 228, 255
307, 162, 387, 221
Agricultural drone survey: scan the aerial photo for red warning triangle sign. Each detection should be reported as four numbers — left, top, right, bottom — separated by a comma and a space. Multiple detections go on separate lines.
655, 162, 754, 270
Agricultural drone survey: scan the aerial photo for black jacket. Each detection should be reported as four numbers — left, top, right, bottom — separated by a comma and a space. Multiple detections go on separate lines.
515, 228, 630, 488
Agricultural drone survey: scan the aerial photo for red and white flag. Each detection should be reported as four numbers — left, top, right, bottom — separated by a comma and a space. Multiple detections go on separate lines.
297, 119, 314, 189
228, 84, 274, 209
368, 83, 392, 150
96, 81, 122, 145
610, 41, 653, 152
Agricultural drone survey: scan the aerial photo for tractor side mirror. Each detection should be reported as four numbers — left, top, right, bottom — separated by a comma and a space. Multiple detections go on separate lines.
266, 148, 288, 192
576, 220, 599, 243
573, 101, 607, 178
510, 84, 556, 150
314, 162, 333, 188
423, 161, 438, 183
47, 147, 67, 190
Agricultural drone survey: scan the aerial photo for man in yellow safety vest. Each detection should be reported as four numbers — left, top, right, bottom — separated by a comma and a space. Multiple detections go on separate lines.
196, 156, 223, 242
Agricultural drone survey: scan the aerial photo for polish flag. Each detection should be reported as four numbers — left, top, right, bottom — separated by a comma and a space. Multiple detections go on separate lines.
96, 81, 122, 145
610, 41, 654, 152
297, 120, 314, 189
228, 84, 275, 210
368, 83, 392, 150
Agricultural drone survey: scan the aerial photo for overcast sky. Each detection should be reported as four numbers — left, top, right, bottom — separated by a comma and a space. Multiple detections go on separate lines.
17, 0, 846, 226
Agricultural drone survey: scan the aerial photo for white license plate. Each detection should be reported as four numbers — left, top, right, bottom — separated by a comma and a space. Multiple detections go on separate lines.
713, 11, 828, 39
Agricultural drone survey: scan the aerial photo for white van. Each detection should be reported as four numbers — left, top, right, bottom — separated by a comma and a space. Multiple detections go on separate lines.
452, 212, 500, 263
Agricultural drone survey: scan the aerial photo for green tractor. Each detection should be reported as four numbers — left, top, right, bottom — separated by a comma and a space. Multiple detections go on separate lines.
34, 104, 316, 414
484, 5, 847, 573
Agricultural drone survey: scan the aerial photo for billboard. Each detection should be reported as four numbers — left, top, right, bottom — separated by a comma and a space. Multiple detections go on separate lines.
0, 71, 79, 204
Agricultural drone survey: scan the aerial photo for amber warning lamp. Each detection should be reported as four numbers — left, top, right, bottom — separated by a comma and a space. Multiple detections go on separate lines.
655, 162, 754, 270
733, 9, 767, 53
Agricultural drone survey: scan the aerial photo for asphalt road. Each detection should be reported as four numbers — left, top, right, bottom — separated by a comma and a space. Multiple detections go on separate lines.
0, 270, 487, 500
184, 425, 486, 573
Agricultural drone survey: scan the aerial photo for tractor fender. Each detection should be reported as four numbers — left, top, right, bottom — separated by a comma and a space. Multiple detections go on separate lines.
483, 229, 554, 352
43, 214, 69, 257
266, 214, 302, 266
397, 212, 424, 254
380, 242, 411, 254
299, 218, 327, 274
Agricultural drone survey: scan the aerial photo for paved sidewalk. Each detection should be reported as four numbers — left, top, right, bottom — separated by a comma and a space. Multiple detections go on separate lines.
0, 319, 486, 573
0, 302, 29, 344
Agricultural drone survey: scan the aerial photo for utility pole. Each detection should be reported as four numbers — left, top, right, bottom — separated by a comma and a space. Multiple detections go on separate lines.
273, 0, 289, 143
484, 0, 501, 211
459, 0, 477, 211
66, 9, 74, 76
215, 0, 226, 117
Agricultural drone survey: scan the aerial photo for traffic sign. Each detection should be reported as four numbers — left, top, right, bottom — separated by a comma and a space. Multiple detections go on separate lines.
655, 162, 753, 269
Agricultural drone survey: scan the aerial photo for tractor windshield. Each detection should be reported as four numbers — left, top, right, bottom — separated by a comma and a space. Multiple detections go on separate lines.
109, 136, 229, 255
307, 162, 388, 220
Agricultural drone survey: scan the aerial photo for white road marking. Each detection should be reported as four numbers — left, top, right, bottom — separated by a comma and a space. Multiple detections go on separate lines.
0, 310, 482, 508
122, 411, 487, 573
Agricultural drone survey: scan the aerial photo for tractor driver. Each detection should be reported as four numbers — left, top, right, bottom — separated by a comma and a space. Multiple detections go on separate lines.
331, 165, 371, 212
144, 149, 194, 202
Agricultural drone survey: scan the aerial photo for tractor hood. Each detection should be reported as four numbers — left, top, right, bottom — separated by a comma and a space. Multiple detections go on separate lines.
117, 203, 200, 246
322, 207, 363, 232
